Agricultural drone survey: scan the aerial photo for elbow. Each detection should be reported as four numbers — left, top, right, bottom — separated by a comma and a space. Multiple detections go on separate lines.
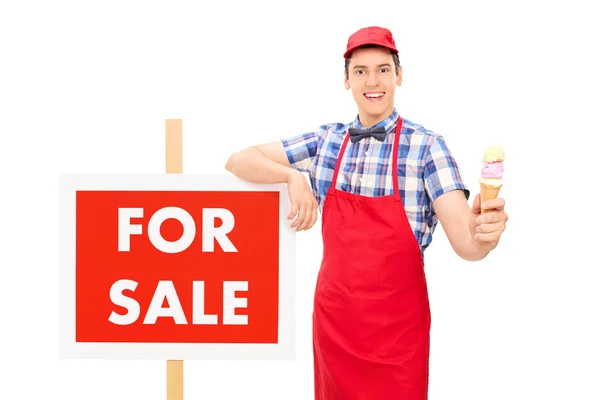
224, 152, 239, 174
458, 251, 488, 262
225, 147, 261, 175
454, 241, 490, 262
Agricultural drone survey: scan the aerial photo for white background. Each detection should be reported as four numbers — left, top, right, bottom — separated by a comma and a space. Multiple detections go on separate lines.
1, 0, 599, 399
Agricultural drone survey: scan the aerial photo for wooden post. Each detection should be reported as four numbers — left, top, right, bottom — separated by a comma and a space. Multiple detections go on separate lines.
165, 119, 183, 400
166, 119, 183, 174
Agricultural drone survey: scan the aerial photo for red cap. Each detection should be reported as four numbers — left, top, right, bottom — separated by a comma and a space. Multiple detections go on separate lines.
344, 26, 398, 58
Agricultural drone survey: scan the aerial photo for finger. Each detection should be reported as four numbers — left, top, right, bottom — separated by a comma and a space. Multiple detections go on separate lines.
297, 202, 312, 230
475, 210, 504, 225
475, 221, 505, 234
292, 204, 307, 229
474, 231, 500, 243
481, 197, 505, 212
304, 203, 318, 230
296, 208, 308, 230
471, 193, 482, 214
298, 203, 312, 231
475, 212, 491, 225
288, 202, 298, 220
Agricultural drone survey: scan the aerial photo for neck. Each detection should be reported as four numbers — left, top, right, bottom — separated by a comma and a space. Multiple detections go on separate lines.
357, 107, 395, 128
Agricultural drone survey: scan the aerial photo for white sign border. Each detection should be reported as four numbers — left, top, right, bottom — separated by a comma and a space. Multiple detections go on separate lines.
59, 173, 296, 360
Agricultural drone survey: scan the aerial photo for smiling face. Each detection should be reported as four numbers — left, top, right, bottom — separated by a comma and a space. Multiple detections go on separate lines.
344, 46, 402, 128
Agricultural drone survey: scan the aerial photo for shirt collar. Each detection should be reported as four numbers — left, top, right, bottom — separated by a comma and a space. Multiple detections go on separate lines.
351, 108, 400, 132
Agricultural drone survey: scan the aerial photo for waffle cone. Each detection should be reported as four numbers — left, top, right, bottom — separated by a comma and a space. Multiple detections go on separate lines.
480, 181, 502, 213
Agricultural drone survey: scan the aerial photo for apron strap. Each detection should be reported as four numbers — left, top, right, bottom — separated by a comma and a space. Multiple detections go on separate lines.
392, 117, 402, 200
330, 133, 349, 190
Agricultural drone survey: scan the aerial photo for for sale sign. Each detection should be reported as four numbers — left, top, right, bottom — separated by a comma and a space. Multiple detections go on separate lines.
59, 174, 295, 360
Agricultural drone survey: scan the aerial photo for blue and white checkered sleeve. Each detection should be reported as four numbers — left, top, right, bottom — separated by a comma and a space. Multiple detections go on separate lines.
280, 129, 320, 173
424, 135, 470, 202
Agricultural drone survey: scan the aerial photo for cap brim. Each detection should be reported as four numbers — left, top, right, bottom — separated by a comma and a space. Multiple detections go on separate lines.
344, 42, 398, 58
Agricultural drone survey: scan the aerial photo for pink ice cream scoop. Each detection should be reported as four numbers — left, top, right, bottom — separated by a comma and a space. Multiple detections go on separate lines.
481, 161, 504, 179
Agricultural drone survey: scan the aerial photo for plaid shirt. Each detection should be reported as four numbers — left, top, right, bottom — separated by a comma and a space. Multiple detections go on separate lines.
281, 108, 470, 254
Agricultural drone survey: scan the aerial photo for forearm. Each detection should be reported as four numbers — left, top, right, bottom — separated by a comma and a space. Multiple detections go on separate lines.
433, 190, 491, 262
225, 146, 297, 184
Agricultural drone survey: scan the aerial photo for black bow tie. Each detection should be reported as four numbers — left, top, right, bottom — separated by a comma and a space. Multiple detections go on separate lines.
348, 126, 387, 143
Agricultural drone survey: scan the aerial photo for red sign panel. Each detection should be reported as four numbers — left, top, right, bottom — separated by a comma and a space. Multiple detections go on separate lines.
75, 190, 280, 344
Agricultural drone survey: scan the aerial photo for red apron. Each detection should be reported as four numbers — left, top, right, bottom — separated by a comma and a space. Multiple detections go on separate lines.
312, 117, 431, 400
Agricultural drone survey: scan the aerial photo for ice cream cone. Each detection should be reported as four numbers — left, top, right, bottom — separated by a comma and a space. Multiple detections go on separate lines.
479, 145, 505, 214
480, 179, 502, 213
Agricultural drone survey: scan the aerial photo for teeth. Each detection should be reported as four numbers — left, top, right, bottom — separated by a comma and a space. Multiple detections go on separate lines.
365, 93, 383, 98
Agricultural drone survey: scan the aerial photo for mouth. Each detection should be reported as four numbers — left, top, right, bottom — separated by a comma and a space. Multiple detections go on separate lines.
364, 92, 385, 102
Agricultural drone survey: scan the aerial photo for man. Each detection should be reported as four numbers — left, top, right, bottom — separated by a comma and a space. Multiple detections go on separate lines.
225, 26, 508, 400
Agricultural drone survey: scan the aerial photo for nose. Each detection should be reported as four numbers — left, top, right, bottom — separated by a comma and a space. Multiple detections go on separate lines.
366, 72, 378, 87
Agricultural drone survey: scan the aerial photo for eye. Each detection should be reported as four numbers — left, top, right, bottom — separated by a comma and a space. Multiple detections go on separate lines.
355, 69, 365, 75
379, 68, 389, 73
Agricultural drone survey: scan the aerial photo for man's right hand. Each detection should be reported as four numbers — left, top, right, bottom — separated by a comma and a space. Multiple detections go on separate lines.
286, 170, 319, 231
225, 141, 319, 231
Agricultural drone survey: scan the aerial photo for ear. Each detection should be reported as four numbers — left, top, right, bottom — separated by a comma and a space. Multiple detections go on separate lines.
344, 71, 350, 90
396, 65, 403, 86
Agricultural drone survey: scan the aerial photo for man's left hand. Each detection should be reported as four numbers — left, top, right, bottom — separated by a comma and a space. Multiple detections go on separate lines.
470, 193, 509, 252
